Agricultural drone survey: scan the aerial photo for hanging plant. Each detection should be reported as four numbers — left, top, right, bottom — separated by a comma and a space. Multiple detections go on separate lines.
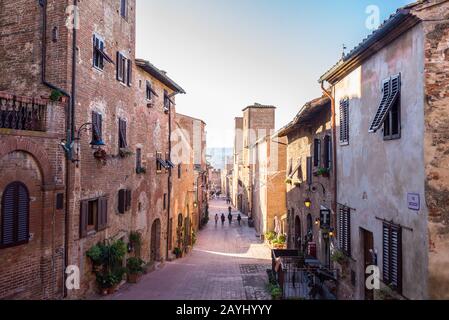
50, 89, 63, 102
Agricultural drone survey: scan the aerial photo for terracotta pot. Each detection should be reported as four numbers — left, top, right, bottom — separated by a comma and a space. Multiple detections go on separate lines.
107, 285, 117, 295
127, 273, 141, 284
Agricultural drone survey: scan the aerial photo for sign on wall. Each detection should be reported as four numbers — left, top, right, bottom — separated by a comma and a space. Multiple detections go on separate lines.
407, 193, 420, 211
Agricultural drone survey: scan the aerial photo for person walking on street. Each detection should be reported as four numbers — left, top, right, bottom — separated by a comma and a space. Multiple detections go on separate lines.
215, 214, 219, 226
237, 214, 242, 226
228, 212, 233, 225
228, 206, 232, 215
221, 213, 226, 226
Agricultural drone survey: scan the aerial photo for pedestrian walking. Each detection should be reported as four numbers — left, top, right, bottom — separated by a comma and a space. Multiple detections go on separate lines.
228, 206, 232, 215
237, 214, 242, 226
228, 212, 233, 225
215, 214, 219, 226
221, 213, 226, 226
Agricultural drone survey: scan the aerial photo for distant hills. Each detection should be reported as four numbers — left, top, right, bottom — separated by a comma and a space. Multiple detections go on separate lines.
206, 148, 233, 169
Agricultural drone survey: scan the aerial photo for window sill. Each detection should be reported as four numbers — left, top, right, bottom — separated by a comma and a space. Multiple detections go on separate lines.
92, 66, 104, 73
339, 141, 349, 146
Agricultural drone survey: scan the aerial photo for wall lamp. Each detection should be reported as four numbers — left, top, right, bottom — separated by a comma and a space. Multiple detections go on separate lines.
304, 198, 312, 208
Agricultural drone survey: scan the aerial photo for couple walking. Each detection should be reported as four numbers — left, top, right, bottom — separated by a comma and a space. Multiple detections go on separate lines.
215, 206, 242, 226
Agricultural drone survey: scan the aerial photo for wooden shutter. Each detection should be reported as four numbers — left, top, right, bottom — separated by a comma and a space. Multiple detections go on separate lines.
16, 184, 29, 243
338, 206, 351, 256
313, 139, 321, 167
339, 99, 349, 144
136, 149, 141, 171
306, 156, 312, 185
97, 197, 108, 231
338, 207, 344, 252
126, 189, 132, 211
116, 52, 121, 81
1, 184, 15, 246
127, 59, 132, 86
119, 119, 127, 148
118, 189, 126, 214
323, 135, 331, 169
79, 200, 89, 238
383, 223, 402, 292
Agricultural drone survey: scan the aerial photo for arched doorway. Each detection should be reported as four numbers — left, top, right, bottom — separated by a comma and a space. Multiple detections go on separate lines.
150, 219, 161, 262
184, 217, 191, 248
294, 216, 301, 250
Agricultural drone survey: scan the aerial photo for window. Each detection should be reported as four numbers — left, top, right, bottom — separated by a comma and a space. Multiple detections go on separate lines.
339, 99, 349, 145
118, 189, 132, 214
383, 223, 402, 293
120, 0, 128, 19
164, 90, 171, 112
178, 164, 182, 179
93, 34, 113, 71
92, 111, 103, 144
146, 81, 152, 100
323, 135, 332, 170
369, 74, 401, 137
1, 182, 29, 248
338, 206, 351, 256
165, 153, 175, 169
80, 197, 108, 238
156, 152, 169, 172
168, 218, 173, 250
306, 156, 313, 186
163, 194, 167, 210
118, 118, 127, 149
313, 139, 321, 167
116, 52, 131, 86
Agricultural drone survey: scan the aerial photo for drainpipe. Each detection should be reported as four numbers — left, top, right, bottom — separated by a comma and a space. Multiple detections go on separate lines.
40, 0, 77, 299
320, 81, 337, 217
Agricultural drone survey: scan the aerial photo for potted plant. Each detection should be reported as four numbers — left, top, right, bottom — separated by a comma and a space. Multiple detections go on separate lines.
119, 147, 133, 158
173, 247, 182, 259
267, 283, 282, 300
265, 231, 277, 244
86, 244, 105, 272
96, 271, 119, 295
316, 167, 330, 177
126, 257, 145, 283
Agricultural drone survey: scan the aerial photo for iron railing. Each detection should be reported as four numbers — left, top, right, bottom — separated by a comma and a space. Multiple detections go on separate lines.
0, 95, 47, 132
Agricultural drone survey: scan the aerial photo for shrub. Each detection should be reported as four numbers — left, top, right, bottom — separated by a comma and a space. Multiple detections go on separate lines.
277, 234, 287, 244
265, 231, 277, 242
126, 257, 145, 274
86, 244, 103, 265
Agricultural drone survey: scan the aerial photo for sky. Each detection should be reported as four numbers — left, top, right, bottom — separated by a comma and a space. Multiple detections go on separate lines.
136, 0, 411, 148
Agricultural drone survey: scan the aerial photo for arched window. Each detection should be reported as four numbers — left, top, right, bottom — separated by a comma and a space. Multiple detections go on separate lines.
1, 182, 30, 248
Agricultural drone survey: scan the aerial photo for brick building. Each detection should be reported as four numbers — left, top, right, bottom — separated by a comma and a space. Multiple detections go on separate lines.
319, 0, 449, 299
232, 104, 276, 218
0, 0, 188, 299
172, 113, 207, 253
208, 168, 222, 195
278, 97, 334, 267
0, 0, 70, 299
251, 131, 287, 237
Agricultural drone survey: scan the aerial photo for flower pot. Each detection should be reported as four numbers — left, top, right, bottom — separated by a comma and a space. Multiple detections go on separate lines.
107, 285, 117, 295
127, 273, 141, 284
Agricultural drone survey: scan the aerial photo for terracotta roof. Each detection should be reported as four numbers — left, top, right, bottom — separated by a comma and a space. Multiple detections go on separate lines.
278, 96, 330, 137
175, 112, 207, 125
319, 1, 424, 84
135, 58, 186, 94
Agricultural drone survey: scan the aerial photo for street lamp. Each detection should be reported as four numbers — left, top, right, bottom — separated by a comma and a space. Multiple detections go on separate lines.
304, 198, 312, 208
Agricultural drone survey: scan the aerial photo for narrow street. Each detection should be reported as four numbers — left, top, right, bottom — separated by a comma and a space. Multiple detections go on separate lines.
106, 199, 272, 300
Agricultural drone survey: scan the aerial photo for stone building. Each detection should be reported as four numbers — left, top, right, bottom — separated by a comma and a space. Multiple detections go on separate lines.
319, 0, 449, 299
278, 97, 334, 267
208, 168, 222, 195
232, 104, 276, 217
251, 132, 287, 237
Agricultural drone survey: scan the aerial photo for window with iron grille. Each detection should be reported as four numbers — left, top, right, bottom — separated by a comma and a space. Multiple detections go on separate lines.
383, 223, 402, 293
313, 139, 321, 167
92, 111, 102, 143
120, 0, 128, 19
369, 74, 401, 139
339, 99, 349, 145
338, 206, 351, 256
80, 197, 108, 238
118, 118, 127, 149
1, 182, 29, 248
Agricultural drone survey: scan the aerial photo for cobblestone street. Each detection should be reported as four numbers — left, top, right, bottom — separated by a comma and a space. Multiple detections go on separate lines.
106, 199, 272, 300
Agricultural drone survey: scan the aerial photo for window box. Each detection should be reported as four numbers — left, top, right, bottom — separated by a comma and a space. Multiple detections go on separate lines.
119, 147, 133, 158
315, 167, 330, 178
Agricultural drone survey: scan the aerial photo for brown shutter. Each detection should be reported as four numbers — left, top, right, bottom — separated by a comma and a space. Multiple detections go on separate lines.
323, 135, 330, 169
136, 149, 141, 171
127, 59, 132, 86
118, 189, 126, 214
97, 197, 108, 231
313, 139, 321, 167
306, 156, 313, 185
126, 189, 132, 211
79, 200, 89, 238
116, 52, 121, 81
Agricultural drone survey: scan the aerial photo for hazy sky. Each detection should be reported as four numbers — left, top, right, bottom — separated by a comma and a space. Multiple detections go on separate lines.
136, 0, 411, 148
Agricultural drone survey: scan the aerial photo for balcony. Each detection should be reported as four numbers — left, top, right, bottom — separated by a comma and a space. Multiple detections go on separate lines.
0, 93, 47, 132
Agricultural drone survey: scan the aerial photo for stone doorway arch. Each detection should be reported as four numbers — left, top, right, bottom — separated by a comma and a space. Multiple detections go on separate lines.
150, 219, 161, 262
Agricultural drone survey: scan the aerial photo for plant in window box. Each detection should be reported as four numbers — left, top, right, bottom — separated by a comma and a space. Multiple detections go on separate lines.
126, 257, 145, 283
119, 147, 133, 158
316, 167, 330, 177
